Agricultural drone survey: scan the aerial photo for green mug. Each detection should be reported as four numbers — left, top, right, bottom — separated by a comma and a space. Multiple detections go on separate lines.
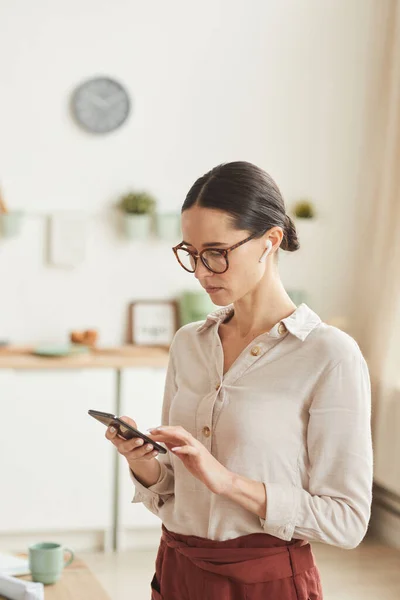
28, 542, 74, 584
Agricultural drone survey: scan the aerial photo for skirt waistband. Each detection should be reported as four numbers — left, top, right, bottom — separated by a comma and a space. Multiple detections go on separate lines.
161, 526, 315, 585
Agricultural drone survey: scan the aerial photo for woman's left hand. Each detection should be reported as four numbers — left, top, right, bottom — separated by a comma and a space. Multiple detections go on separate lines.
146, 425, 232, 495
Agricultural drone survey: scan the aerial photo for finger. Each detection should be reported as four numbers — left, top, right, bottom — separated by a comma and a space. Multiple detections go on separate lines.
148, 426, 186, 435
171, 445, 198, 456
106, 428, 145, 454
105, 425, 118, 441
143, 433, 158, 442
148, 427, 192, 444
126, 443, 158, 460
118, 436, 145, 454
146, 434, 186, 449
146, 431, 178, 441
138, 447, 159, 461
118, 415, 138, 429
150, 434, 198, 453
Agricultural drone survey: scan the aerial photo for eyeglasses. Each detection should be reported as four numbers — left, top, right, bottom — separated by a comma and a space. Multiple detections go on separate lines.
172, 231, 265, 274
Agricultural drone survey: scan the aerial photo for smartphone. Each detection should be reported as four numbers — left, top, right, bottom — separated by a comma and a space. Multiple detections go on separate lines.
88, 409, 167, 454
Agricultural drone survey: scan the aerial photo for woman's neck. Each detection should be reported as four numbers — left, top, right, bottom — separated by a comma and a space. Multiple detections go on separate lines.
228, 278, 297, 340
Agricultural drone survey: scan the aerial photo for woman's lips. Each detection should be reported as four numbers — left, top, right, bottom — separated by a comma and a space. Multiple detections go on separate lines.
204, 286, 223, 293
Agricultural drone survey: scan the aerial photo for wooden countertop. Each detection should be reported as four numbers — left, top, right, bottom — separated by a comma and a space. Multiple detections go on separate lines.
0, 556, 111, 600
0, 345, 170, 369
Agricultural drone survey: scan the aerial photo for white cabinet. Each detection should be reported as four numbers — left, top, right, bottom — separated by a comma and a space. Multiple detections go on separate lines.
0, 369, 115, 540
117, 367, 166, 549
0, 365, 167, 551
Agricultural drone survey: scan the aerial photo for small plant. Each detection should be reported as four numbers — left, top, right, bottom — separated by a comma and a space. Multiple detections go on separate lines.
293, 199, 316, 219
119, 191, 156, 215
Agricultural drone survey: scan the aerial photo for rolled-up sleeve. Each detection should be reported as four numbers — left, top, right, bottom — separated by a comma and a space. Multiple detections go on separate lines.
130, 345, 177, 516
260, 352, 373, 549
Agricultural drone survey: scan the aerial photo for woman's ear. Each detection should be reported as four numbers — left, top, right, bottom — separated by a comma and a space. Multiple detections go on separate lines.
258, 239, 273, 263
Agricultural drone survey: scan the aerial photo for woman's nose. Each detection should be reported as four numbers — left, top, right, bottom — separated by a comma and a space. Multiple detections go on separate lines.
194, 259, 212, 279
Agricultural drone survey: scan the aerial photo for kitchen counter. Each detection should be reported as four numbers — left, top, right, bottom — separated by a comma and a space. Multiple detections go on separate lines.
0, 345, 170, 369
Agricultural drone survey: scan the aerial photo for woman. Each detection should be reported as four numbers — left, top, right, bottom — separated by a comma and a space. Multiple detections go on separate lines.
106, 161, 373, 600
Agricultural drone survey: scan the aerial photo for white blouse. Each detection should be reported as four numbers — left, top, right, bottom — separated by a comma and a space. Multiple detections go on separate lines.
130, 303, 373, 549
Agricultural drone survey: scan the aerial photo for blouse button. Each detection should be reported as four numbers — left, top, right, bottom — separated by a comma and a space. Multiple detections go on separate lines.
203, 426, 211, 437
251, 345, 261, 356
278, 323, 287, 335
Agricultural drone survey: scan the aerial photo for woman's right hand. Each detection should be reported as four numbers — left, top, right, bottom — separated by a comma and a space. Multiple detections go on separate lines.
105, 415, 159, 465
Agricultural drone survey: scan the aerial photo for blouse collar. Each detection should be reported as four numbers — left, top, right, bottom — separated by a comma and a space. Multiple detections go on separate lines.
196, 302, 321, 341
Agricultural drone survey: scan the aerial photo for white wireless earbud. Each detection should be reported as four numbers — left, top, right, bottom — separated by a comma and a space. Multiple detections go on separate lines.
258, 239, 273, 263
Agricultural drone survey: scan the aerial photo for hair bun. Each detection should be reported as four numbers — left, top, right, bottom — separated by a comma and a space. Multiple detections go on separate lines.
282, 214, 300, 252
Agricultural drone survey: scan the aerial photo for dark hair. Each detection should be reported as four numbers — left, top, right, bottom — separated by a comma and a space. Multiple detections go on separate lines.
181, 161, 300, 252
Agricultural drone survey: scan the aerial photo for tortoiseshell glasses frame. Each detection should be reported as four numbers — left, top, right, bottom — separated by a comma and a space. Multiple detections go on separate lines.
172, 230, 266, 274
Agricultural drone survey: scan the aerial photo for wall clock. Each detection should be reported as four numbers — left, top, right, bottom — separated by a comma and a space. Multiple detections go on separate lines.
71, 76, 131, 134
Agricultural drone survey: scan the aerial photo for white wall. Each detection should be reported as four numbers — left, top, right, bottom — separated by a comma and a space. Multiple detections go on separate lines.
0, 0, 375, 345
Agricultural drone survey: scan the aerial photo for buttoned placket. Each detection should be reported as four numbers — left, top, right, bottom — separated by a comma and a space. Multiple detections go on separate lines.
195, 317, 289, 451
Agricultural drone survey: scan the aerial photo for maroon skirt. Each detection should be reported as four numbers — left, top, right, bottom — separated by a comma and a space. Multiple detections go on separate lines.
151, 524, 323, 599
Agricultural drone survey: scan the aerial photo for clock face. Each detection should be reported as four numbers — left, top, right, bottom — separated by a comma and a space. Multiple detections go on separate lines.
71, 77, 131, 134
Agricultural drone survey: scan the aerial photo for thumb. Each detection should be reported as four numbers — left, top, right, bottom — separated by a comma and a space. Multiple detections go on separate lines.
171, 445, 197, 456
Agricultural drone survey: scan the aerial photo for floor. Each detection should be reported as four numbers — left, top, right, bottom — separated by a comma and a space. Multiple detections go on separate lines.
81, 531, 400, 599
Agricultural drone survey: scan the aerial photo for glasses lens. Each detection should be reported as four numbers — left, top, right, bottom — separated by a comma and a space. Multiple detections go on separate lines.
176, 248, 196, 272
202, 250, 227, 273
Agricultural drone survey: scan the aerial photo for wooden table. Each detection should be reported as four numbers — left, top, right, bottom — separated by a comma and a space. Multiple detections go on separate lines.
0, 558, 111, 600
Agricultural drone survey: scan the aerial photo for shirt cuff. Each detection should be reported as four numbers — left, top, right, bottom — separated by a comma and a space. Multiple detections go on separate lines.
259, 482, 300, 541
129, 462, 169, 504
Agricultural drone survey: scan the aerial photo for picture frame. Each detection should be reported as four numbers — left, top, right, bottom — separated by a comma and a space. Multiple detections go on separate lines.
127, 300, 179, 347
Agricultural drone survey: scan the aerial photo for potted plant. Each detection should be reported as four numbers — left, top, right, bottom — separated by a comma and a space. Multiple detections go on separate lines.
292, 199, 316, 219
118, 191, 156, 240
0, 187, 24, 238
0, 210, 24, 238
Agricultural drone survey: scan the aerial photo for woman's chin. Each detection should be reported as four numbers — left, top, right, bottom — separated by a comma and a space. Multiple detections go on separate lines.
206, 289, 231, 306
